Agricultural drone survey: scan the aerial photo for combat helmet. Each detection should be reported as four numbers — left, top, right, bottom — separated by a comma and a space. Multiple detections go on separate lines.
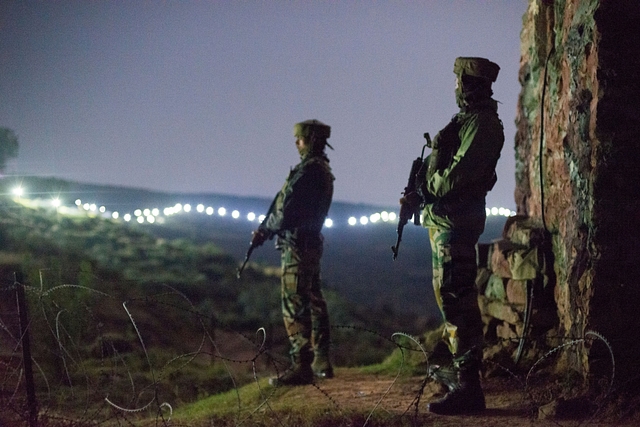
453, 57, 500, 82
293, 119, 331, 140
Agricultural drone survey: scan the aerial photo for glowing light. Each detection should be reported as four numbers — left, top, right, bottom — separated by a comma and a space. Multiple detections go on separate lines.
491, 207, 499, 216
59, 195, 480, 231
486, 208, 491, 216
12, 187, 23, 197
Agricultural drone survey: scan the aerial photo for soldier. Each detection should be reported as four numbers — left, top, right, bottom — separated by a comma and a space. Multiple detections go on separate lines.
249, 119, 335, 386
402, 57, 504, 414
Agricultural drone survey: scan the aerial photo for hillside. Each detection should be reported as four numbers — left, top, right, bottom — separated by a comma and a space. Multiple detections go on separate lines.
8, 176, 508, 319
0, 179, 436, 424
3, 179, 638, 426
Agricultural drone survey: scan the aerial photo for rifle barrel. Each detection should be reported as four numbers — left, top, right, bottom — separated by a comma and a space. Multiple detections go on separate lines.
391, 238, 401, 260
236, 246, 255, 279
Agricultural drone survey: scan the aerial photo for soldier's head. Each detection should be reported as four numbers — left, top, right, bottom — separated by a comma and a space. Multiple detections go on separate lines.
293, 119, 332, 157
453, 57, 500, 108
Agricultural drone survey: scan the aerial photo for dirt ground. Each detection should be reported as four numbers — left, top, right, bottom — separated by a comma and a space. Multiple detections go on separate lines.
246, 369, 640, 427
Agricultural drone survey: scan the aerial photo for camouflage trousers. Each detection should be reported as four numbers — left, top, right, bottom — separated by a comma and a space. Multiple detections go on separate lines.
428, 227, 484, 360
280, 244, 331, 364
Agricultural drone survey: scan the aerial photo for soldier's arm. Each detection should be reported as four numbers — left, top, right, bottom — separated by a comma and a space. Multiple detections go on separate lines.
426, 115, 503, 197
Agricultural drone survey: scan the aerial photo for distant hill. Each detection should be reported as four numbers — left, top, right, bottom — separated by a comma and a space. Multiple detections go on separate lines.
7, 176, 507, 318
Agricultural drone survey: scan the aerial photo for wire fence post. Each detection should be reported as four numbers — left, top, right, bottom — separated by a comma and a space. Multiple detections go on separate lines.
15, 271, 38, 427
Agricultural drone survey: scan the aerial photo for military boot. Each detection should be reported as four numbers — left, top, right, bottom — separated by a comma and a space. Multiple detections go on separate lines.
311, 353, 334, 379
427, 354, 485, 415
269, 353, 314, 387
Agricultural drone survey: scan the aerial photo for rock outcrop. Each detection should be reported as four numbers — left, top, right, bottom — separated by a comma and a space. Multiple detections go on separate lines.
512, 0, 640, 383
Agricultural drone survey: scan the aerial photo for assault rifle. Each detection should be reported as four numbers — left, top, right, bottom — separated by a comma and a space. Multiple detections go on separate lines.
237, 195, 278, 279
236, 245, 255, 279
391, 133, 432, 260
237, 229, 273, 279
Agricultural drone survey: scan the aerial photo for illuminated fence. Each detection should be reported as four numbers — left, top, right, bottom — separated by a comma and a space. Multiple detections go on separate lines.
10, 185, 515, 228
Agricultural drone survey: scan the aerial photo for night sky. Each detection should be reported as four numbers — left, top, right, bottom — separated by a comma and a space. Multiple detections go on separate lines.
1, 1, 528, 208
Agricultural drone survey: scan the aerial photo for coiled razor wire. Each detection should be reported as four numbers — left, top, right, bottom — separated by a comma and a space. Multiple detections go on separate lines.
0, 273, 630, 427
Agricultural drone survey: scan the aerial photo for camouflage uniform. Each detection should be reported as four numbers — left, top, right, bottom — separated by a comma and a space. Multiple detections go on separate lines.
422, 92, 504, 358
416, 57, 504, 414
259, 120, 334, 382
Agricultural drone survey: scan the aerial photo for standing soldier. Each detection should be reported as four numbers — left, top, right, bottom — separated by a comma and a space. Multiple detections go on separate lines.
401, 57, 504, 414
249, 119, 335, 386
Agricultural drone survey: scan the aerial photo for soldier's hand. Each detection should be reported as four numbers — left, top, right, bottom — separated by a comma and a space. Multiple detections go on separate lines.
251, 229, 269, 247
399, 192, 421, 222
400, 191, 421, 209
417, 186, 437, 205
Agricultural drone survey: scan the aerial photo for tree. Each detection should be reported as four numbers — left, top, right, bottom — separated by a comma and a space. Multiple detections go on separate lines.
0, 127, 19, 174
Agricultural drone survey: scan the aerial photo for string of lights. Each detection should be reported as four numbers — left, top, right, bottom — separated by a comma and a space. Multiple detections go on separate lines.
10, 185, 515, 229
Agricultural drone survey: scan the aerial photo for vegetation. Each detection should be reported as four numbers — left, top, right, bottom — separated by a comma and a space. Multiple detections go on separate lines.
0, 181, 427, 425
2, 179, 638, 426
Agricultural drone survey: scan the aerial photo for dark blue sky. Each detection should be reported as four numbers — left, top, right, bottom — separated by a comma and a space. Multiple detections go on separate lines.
0, 1, 528, 208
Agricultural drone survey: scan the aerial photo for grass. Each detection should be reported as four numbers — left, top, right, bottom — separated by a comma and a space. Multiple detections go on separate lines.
171, 378, 308, 426
168, 374, 419, 427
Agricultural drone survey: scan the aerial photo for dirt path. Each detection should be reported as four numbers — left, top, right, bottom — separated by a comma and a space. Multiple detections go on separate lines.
254, 369, 638, 427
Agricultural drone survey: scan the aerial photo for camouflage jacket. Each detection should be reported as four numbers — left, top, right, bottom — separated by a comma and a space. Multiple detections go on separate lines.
259, 153, 334, 250
421, 98, 504, 230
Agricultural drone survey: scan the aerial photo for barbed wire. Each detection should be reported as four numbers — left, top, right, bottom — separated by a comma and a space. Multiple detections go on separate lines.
0, 270, 634, 427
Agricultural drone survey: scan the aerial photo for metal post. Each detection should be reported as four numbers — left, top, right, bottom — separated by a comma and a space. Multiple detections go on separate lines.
15, 271, 38, 427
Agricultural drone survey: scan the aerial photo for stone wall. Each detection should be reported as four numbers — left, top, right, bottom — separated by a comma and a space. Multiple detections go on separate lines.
514, 0, 640, 381
477, 216, 556, 369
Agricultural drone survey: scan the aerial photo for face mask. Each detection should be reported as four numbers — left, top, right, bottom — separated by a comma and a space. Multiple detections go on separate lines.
455, 85, 466, 108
